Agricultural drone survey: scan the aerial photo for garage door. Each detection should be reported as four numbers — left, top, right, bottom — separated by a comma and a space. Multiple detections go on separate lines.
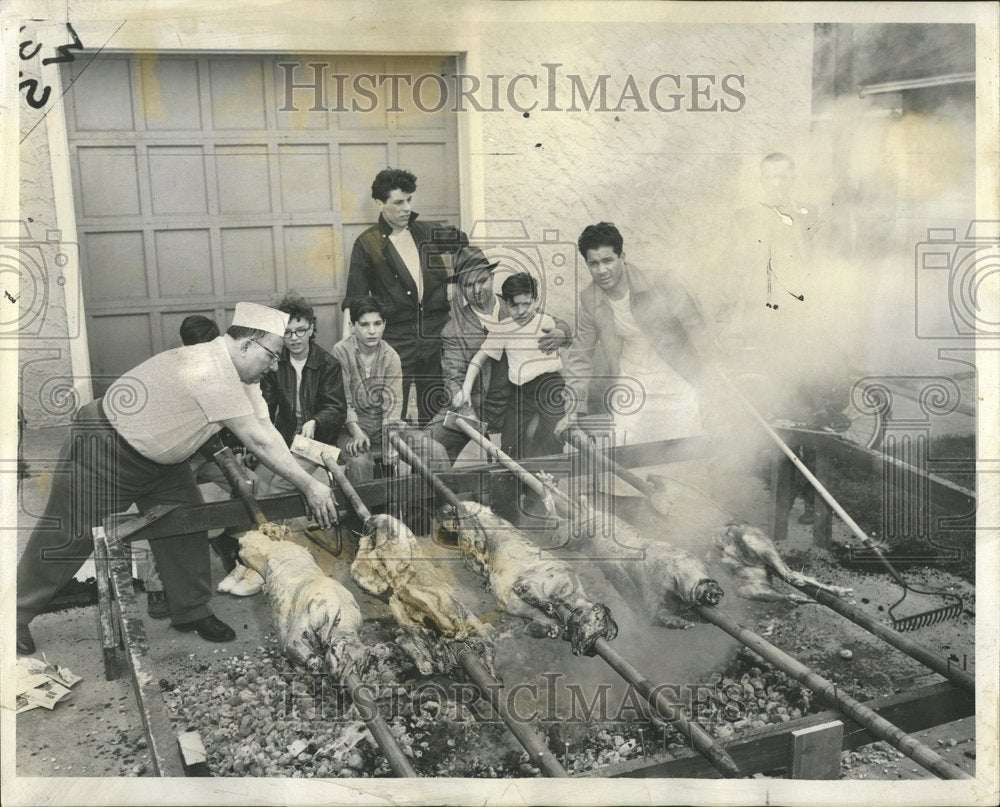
63, 53, 460, 394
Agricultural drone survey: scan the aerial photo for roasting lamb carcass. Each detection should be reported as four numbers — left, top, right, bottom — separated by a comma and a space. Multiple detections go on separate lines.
437, 501, 618, 656
713, 521, 853, 603
570, 498, 724, 629
238, 530, 366, 677
643, 474, 851, 604
351, 514, 493, 676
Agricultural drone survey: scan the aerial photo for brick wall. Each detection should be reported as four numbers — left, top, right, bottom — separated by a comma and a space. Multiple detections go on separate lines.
15, 20, 816, 426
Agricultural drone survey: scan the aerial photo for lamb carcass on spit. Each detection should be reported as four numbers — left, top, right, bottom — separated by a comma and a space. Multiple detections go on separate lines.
644, 474, 852, 604
714, 521, 853, 602
437, 501, 618, 657
568, 496, 724, 630
351, 514, 493, 676
238, 530, 366, 678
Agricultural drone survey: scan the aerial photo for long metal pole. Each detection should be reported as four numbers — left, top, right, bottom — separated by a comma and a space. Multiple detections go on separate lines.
549, 605, 741, 778
341, 669, 418, 777
388, 432, 463, 507
340, 436, 567, 776
565, 425, 973, 692
447, 416, 571, 509
711, 372, 896, 566
323, 458, 373, 521
397, 430, 745, 777
696, 605, 973, 779
456, 646, 569, 777
564, 427, 656, 499
785, 579, 974, 692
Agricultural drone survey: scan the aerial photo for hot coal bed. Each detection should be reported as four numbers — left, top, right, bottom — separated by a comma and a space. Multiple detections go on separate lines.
89, 429, 976, 780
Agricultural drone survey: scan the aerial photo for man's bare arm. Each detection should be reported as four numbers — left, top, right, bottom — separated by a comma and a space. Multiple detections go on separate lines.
221, 414, 338, 527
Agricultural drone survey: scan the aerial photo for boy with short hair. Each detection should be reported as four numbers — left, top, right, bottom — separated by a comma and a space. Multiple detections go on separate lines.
454, 272, 565, 459
332, 295, 405, 483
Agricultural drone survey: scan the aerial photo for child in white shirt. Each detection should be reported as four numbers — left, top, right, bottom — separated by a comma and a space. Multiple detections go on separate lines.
453, 272, 565, 458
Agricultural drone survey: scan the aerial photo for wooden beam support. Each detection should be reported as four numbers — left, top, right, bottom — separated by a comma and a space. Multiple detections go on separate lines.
813, 450, 834, 549
790, 720, 844, 779
104, 521, 188, 776
92, 528, 121, 681
578, 682, 973, 779
769, 450, 795, 542
776, 427, 975, 516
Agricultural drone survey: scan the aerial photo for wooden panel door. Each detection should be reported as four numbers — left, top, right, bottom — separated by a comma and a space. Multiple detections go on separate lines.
64, 53, 460, 394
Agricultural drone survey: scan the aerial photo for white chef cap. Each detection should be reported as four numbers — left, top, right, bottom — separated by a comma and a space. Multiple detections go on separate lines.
231, 302, 289, 337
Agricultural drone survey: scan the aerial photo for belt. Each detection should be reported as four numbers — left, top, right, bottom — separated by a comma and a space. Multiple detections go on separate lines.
93, 397, 156, 465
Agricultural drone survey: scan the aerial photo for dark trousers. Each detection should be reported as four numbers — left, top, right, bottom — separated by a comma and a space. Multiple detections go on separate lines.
400, 349, 446, 427
501, 372, 565, 460
16, 400, 212, 627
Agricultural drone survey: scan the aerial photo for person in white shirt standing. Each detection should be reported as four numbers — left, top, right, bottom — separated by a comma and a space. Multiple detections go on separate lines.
16, 303, 339, 654
454, 272, 566, 459
343, 168, 468, 426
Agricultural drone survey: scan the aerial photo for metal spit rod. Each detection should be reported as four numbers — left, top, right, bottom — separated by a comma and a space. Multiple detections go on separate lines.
551, 604, 742, 779
210, 450, 416, 777
341, 669, 418, 777
783, 579, 974, 693
391, 431, 743, 779
696, 605, 973, 780
565, 429, 975, 693
329, 437, 567, 777
456, 646, 569, 777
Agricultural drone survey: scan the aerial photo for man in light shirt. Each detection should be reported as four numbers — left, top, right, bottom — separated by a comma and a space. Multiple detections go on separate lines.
558, 222, 720, 445
16, 303, 339, 655
343, 168, 468, 426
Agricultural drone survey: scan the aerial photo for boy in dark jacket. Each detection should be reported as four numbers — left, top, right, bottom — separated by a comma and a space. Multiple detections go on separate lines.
343, 168, 468, 425
258, 293, 347, 492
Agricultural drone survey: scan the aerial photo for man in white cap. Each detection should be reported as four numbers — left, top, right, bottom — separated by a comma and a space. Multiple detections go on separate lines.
16, 302, 339, 654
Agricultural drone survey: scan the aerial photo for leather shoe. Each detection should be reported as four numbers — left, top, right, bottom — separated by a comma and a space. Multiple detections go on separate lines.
173, 614, 235, 643
17, 623, 36, 655
147, 591, 169, 620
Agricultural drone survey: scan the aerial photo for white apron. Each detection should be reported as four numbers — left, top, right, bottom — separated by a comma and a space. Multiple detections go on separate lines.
607, 294, 702, 444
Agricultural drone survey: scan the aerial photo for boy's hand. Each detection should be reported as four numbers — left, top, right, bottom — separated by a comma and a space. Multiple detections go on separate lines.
452, 388, 469, 409
300, 419, 317, 439
538, 325, 569, 354
346, 434, 371, 457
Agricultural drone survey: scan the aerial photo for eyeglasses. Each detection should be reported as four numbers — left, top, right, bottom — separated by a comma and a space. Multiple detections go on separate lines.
283, 326, 312, 340
251, 339, 281, 364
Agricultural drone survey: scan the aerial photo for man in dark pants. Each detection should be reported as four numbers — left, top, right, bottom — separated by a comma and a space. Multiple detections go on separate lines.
426, 246, 572, 464
16, 303, 339, 655
343, 167, 468, 425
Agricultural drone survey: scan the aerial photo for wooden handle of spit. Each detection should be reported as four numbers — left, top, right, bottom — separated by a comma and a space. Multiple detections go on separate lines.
322, 456, 372, 522
711, 369, 876, 550
212, 446, 268, 529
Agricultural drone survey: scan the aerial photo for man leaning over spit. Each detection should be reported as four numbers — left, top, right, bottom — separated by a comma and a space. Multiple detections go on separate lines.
16, 303, 339, 655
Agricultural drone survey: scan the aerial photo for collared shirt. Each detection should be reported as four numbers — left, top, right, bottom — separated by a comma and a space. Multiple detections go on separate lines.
562, 262, 713, 415
471, 293, 503, 329
480, 312, 562, 385
108, 337, 269, 464
331, 335, 404, 438
289, 354, 307, 430
388, 227, 423, 299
